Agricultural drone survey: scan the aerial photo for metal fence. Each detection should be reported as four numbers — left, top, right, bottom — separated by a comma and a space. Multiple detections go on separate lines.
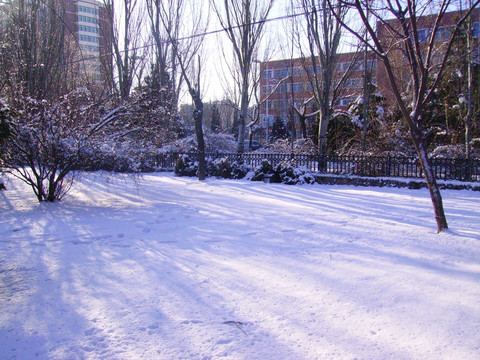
154, 152, 480, 182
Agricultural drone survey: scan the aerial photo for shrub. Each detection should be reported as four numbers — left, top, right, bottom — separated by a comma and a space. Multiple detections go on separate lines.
230, 161, 252, 179
175, 155, 315, 185
250, 160, 276, 182
175, 155, 252, 179
175, 154, 198, 177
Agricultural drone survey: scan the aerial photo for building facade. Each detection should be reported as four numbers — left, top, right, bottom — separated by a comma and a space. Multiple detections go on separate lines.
0, 0, 111, 88
259, 9, 479, 142
259, 51, 376, 140
64, 0, 111, 84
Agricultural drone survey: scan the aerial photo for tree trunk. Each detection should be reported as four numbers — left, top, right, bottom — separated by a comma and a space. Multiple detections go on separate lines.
317, 110, 329, 153
192, 93, 206, 181
299, 115, 307, 139
237, 88, 249, 153
412, 133, 448, 232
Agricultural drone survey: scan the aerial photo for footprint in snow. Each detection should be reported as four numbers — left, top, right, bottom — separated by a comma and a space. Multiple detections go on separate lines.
216, 339, 232, 345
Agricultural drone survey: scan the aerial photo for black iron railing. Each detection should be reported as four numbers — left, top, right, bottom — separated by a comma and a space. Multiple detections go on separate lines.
154, 152, 480, 182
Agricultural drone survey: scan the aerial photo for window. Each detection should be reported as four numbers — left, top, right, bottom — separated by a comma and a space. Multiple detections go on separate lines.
77, 15, 98, 24
78, 5, 98, 16
274, 84, 286, 93
287, 83, 304, 92
417, 28, 431, 42
435, 26, 451, 41
273, 68, 287, 78
291, 67, 301, 76
78, 24, 98, 34
262, 70, 271, 79
79, 34, 99, 44
344, 78, 362, 88
340, 97, 355, 106
292, 83, 304, 92
80, 44, 99, 53
473, 23, 479, 38
352, 61, 363, 71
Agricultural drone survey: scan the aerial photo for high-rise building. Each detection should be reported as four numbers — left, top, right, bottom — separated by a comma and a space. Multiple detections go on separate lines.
0, 0, 111, 89
64, 0, 111, 84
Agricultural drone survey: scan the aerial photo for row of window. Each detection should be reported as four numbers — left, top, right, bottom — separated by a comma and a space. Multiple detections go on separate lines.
77, 15, 98, 25
415, 23, 479, 43
78, 5, 98, 16
261, 76, 375, 95
262, 60, 377, 80
262, 82, 308, 94
343, 78, 363, 89
78, 24, 98, 34
80, 44, 99, 53
261, 96, 355, 112
336, 60, 376, 72
79, 34, 99, 44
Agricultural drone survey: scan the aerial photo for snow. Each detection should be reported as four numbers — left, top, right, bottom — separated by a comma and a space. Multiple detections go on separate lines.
1, 172, 479, 360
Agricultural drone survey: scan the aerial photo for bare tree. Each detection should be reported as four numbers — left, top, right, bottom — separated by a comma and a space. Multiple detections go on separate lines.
294, 0, 360, 153
161, 0, 208, 180
462, 2, 477, 159
0, 0, 80, 99
0, 90, 127, 201
103, 0, 146, 101
331, 0, 480, 232
145, 0, 186, 107
211, 0, 274, 152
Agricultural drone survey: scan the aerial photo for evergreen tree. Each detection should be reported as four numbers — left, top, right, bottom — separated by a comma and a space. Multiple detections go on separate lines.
211, 103, 222, 133
271, 116, 288, 141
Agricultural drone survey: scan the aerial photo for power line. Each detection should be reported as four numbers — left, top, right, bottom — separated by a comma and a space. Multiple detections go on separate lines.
59, 7, 313, 67
1, 1, 325, 72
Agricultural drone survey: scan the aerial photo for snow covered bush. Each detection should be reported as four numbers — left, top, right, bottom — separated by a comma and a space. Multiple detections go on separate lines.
175, 154, 251, 179
211, 157, 233, 178
276, 162, 316, 185
430, 144, 479, 159
250, 160, 316, 185
250, 160, 276, 182
175, 154, 198, 177
0, 92, 104, 201
1, 87, 181, 201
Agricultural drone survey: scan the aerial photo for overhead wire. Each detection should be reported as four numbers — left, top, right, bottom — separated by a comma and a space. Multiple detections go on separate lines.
10, 0, 319, 67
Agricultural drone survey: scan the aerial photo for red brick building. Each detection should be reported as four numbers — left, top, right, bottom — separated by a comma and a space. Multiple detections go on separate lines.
259, 9, 479, 141
259, 51, 376, 139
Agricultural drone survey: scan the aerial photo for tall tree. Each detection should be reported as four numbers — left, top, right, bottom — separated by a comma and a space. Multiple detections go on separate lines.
145, 0, 186, 107
295, 0, 359, 153
103, 0, 146, 101
331, 0, 480, 232
211, 103, 222, 133
211, 0, 274, 152
0, 0, 79, 99
161, 0, 208, 180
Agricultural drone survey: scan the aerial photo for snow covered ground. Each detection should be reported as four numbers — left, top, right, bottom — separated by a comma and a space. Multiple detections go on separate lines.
1, 172, 479, 360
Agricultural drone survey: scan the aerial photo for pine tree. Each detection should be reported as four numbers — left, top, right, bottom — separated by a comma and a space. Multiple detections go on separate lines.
211, 103, 222, 133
